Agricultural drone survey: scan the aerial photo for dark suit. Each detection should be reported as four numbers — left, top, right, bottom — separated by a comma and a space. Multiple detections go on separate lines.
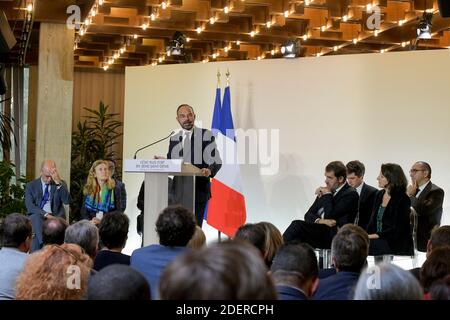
167, 127, 221, 226
313, 271, 360, 300
409, 182, 444, 252
25, 178, 70, 252
115, 179, 127, 212
356, 183, 378, 230
276, 285, 308, 300
80, 183, 126, 220
367, 190, 413, 255
283, 183, 359, 249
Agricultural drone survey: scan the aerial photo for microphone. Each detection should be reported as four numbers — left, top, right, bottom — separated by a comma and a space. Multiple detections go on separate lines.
133, 131, 175, 159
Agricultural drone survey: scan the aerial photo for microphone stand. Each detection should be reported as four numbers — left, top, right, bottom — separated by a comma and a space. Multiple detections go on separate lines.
133, 131, 175, 159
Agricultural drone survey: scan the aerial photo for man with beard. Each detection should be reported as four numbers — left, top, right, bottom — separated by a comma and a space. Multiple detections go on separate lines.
283, 161, 359, 249
165, 104, 221, 227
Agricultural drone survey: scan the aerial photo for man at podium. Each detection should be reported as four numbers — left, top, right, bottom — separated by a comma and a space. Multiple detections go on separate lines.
166, 104, 221, 227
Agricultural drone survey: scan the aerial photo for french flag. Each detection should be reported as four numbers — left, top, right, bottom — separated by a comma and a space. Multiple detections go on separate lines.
205, 84, 246, 237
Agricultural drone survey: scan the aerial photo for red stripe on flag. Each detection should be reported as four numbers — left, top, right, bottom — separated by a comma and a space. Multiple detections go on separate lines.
207, 179, 246, 237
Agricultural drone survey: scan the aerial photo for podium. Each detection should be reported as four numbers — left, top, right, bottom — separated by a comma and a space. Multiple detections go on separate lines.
125, 159, 202, 245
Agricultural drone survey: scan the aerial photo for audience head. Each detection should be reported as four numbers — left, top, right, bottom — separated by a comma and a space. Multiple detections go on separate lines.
156, 206, 196, 247
234, 223, 267, 258
378, 163, 407, 194
270, 243, 319, 298
325, 161, 347, 192
410, 161, 432, 185
16, 243, 92, 300
159, 240, 277, 300
257, 221, 283, 267
331, 224, 369, 273
98, 211, 129, 250
42, 217, 68, 246
106, 159, 116, 177
346, 160, 366, 189
421, 246, 450, 292
187, 226, 206, 249
429, 274, 450, 300
0, 213, 32, 252
65, 220, 99, 258
427, 225, 450, 258
83, 160, 115, 195
354, 263, 423, 300
40, 159, 57, 184
88, 264, 150, 300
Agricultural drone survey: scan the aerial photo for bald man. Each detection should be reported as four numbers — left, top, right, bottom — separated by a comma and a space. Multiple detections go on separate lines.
25, 160, 70, 252
407, 161, 444, 252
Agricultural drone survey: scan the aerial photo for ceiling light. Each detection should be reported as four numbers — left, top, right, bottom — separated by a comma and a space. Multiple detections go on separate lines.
374, 30, 379, 37
280, 39, 299, 58
196, 27, 202, 34
250, 31, 255, 37
342, 15, 348, 22
98, 0, 104, 6
150, 13, 156, 21
417, 12, 433, 40
284, 10, 289, 18
26, 3, 33, 12
161, 2, 167, 10
133, 34, 138, 39
142, 23, 148, 30
271, 49, 275, 55
209, 17, 215, 24
266, 21, 271, 28
353, 38, 358, 44
224, 6, 229, 14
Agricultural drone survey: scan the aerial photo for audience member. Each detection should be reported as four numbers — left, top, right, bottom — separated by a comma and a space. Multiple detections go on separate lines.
81, 160, 125, 225
410, 225, 450, 280
64, 220, 99, 259
367, 163, 413, 255
428, 274, 450, 300
25, 160, 70, 252
270, 243, 319, 300
42, 217, 68, 246
15, 243, 92, 300
159, 240, 277, 300
420, 246, 450, 295
0, 214, 32, 300
93, 211, 130, 271
257, 221, 284, 268
130, 205, 196, 299
88, 264, 150, 300
346, 160, 378, 229
407, 161, 444, 252
283, 161, 359, 249
354, 263, 423, 300
187, 226, 206, 249
234, 223, 267, 260
313, 224, 369, 300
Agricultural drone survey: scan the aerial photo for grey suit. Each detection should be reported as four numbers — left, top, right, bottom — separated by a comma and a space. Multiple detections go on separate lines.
25, 178, 70, 252
0, 247, 28, 300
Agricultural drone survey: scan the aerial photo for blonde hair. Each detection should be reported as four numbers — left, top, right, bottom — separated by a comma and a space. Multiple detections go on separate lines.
16, 243, 92, 300
187, 226, 206, 249
83, 160, 115, 196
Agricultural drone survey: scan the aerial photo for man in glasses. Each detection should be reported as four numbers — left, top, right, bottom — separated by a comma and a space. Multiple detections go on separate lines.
25, 160, 70, 252
407, 161, 444, 252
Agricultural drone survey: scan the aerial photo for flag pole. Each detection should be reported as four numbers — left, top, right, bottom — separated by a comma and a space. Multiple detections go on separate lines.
216, 68, 222, 243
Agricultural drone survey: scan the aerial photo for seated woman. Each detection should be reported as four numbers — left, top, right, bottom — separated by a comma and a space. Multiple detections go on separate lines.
81, 160, 124, 225
367, 163, 413, 256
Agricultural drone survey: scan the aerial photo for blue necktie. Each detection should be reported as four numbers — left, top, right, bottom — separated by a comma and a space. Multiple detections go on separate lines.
40, 184, 50, 209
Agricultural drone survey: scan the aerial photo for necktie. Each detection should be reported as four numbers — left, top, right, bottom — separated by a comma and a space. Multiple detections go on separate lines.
183, 132, 191, 162
40, 184, 50, 209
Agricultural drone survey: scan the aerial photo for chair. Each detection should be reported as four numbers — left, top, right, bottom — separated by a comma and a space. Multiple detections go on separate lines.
315, 249, 332, 269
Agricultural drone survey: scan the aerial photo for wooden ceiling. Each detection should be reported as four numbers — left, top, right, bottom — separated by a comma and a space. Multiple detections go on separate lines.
2, 0, 450, 70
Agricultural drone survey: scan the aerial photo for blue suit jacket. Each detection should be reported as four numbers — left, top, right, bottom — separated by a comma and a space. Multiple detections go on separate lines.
130, 244, 188, 299
25, 178, 70, 251
313, 271, 360, 300
276, 285, 308, 300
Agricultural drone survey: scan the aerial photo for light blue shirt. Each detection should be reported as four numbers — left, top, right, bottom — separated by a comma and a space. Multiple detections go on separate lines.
0, 247, 28, 300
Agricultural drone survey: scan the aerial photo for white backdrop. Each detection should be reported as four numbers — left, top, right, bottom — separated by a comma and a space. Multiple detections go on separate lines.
122, 49, 450, 254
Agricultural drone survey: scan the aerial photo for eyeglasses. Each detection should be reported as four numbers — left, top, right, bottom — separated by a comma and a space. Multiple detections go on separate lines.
409, 169, 425, 173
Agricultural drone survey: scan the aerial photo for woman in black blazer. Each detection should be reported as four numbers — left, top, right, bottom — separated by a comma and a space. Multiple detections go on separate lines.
367, 163, 413, 256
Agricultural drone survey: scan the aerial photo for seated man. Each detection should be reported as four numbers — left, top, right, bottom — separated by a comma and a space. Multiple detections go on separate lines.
25, 160, 70, 252
313, 224, 369, 300
283, 161, 359, 249
130, 205, 196, 299
407, 161, 444, 252
270, 243, 319, 300
0, 214, 32, 300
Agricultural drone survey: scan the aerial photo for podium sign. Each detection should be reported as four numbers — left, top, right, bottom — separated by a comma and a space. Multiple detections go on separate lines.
124, 159, 182, 173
